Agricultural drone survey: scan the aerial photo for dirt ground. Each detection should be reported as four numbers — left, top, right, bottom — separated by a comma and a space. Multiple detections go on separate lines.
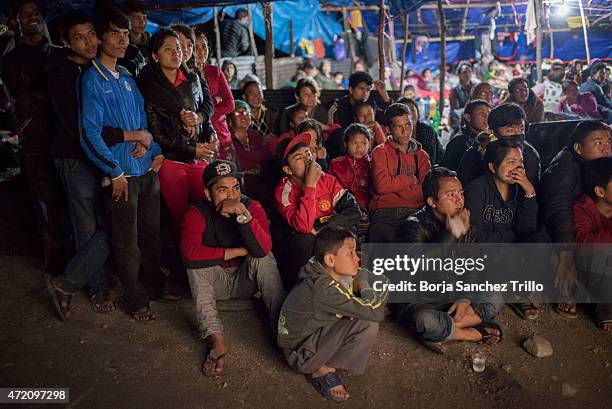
1, 180, 611, 409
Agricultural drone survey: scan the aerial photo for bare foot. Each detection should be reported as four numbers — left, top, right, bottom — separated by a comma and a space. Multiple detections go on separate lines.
557, 303, 577, 315
600, 322, 612, 334
203, 334, 229, 376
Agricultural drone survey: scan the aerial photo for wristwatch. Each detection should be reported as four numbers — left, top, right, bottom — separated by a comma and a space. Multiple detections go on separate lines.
236, 209, 252, 224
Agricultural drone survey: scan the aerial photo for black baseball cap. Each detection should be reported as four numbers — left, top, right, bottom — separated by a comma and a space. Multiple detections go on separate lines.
203, 160, 244, 187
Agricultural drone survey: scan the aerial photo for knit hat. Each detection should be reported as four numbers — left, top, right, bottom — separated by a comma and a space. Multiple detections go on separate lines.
234, 99, 251, 113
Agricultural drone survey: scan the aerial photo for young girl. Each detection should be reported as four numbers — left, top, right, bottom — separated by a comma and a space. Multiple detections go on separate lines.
329, 123, 371, 210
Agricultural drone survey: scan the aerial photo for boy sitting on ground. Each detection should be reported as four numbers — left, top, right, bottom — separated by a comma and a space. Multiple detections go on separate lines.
278, 226, 388, 402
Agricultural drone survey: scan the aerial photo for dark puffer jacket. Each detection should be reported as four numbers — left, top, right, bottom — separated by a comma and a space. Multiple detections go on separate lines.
137, 64, 215, 162
538, 146, 585, 244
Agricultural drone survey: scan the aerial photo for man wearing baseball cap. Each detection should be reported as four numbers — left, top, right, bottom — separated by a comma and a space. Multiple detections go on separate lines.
274, 132, 362, 289
180, 159, 285, 377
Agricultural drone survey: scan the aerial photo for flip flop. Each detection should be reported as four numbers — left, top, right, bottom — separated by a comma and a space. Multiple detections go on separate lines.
131, 307, 157, 324
472, 321, 503, 345
598, 320, 612, 334
306, 372, 349, 402
421, 340, 447, 355
510, 302, 540, 320
203, 351, 227, 377
554, 303, 577, 319
44, 274, 71, 321
90, 291, 115, 314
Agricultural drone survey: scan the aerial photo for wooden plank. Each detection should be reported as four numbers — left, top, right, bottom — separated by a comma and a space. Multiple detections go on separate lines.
213, 6, 222, 66
264, 2, 274, 89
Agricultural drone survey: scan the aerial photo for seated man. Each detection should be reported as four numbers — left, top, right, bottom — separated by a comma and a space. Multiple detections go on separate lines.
274, 132, 362, 289
278, 225, 388, 402
540, 120, 612, 317
180, 160, 285, 376
368, 103, 431, 243
395, 167, 502, 354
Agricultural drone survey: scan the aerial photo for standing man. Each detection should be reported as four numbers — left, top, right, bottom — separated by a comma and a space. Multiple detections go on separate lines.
124, 0, 150, 60
80, 7, 164, 323
1, 0, 70, 274
219, 8, 249, 58
181, 160, 284, 376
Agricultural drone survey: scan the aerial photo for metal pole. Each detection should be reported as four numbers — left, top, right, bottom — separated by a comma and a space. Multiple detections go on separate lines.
247, 4, 258, 57
535, 0, 542, 83
437, 0, 446, 126
264, 2, 274, 89
577, 0, 591, 64
213, 6, 222, 66
289, 19, 294, 58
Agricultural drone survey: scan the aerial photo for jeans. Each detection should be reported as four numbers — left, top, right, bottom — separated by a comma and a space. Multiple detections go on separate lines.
396, 302, 500, 343
54, 158, 109, 295
367, 208, 419, 243
105, 171, 163, 312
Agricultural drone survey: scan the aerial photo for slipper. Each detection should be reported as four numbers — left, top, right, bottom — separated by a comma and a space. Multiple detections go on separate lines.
90, 291, 115, 314
421, 340, 447, 355
554, 303, 577, 319
598, 320, 612, 334
131, 307, 157, 324
472, 321, 503, 345
510, 302, 539, 320
203, 351, 227, 377
44, 274, 71, 321
306, 372, 349, 402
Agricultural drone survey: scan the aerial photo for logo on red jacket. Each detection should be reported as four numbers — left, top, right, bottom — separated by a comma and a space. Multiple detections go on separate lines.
319, 200, 331, 212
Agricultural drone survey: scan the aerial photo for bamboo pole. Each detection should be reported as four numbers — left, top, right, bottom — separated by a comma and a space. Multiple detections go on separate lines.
399, 14, 409, 92
247, 4, 258, 57
388, 13, 396, 64
577, 0, 591, 64
213, 6, 222, 66
341, 7, 355, 73
378, 0, 385, 82
535, 0, 542, 83
437, 0, 446, 127
289, 19, 294, 58
264, 2, 274, 89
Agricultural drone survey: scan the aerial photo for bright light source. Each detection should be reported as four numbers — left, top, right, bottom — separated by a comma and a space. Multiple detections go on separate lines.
554, 5, 571, 17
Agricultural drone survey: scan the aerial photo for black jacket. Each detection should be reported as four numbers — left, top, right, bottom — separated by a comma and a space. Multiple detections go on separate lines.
441, 126, 477, 171
137, 64, 215, 162
415, 120, 444, 165
399, 206, 475, 244
538, 146, 584, 243
458, 139, 541, 188
219, 18, 249, 58
117, 44, 146, 77
464, 173, 538, 243
1, 39, 58, 153
329, 94, 390, 129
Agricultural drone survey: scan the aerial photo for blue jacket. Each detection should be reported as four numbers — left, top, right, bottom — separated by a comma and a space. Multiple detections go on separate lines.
80, 58, 161, 178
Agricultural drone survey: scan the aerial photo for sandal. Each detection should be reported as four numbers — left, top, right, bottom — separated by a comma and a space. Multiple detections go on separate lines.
131, 307, 157, 324
472, 321, 503, 345
203, 351, 227, 377
598, 320, 612, 334
90, 291, 116, 314
306, 372, 349, 402
554, 303, 577, 319
510, 302, 540, 320
421, 340, 447, 355
44, 274, 72, 321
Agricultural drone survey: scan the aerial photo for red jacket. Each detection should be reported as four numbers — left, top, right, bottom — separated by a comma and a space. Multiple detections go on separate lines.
369, 138, 431, 211
202, 65, 234, 160
329, 155, 370, 210
180, 198, 271, 269
274, 172, 347, 234
574, 194, 612, 244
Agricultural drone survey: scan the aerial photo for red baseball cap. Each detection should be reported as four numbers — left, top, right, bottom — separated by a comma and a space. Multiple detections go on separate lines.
282, 132, 313, 159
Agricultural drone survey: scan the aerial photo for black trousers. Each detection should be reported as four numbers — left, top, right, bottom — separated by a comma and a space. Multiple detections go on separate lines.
105, 171, 163, 312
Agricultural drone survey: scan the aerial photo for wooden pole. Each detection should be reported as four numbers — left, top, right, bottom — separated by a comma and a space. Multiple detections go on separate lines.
247, 4, 258, 57
378, 0, 385, 82
535, 0, 542, 83
388, 13, 396, 65
342, 7, 355, 73
213, 6, 222, 66
437, 0, 446, 127
577, 0, 591, 64
399, 14, 409, 92
289, 19, 294, 58
264, 2, 274, 89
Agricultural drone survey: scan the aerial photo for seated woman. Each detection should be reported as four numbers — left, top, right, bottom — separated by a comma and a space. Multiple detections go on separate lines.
557, 80, 600, 119
222, 60, 239, 89
228, 100, 272, 206
504, 78, 544, 125
464, 139, 540, 320
241, 80, 278, 139
279, 78, 329, 134
397, 97, 444, 165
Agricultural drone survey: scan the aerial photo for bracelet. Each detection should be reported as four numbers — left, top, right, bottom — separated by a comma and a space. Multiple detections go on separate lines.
524, 192, 537, 199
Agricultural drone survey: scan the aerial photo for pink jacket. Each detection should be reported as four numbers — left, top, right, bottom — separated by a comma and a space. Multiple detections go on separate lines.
557, 92, 600, 119
202, 65, 235, 159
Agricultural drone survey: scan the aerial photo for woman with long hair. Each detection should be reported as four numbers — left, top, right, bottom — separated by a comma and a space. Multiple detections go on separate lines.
192, 29, 236, 161
278, 78, 330, 134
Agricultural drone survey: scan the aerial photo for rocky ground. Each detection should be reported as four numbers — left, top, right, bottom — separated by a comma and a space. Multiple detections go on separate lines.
0, 180, 610, 409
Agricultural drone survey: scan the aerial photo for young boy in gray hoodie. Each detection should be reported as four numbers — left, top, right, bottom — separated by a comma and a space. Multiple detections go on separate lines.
277, 226, 388, 402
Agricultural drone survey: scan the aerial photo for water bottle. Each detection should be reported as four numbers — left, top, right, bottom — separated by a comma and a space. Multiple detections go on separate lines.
209, 132, 220, 160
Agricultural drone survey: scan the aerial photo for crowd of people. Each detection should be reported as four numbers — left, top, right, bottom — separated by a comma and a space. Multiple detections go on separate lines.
1, 0, 612, 403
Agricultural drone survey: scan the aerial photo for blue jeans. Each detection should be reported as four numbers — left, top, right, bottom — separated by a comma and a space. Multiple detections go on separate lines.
54, 158, 110, 295
396, 302, 500, 343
